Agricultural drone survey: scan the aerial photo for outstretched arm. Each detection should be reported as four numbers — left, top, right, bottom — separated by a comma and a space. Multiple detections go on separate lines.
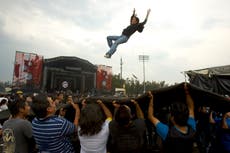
133, 8, 136, 16
130, 8, 136, 24
97, 100, 112, 119
140, 9, 151, 25
67, 96, 80, 127
222, 112, 230, 129
145, 9, 151, 20
209, 111, 216, 124
112, 100, 120, 119
148, 91, 160, 126
184, 83, 195, 118
131, 99, 144, 119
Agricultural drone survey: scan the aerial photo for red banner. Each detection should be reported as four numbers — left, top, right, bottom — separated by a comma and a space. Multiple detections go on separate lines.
96, 65, 112, 90
13, 51, 43, 88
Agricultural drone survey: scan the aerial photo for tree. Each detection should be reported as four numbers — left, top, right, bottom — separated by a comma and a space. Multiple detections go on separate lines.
111, 74, 169, 97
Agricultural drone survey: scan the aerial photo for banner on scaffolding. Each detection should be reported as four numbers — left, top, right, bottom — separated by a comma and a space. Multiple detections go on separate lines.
13, 51, 43, 89
96, 65, 112, 91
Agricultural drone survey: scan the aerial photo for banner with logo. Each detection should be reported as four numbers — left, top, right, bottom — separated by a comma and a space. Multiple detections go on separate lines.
13, 51, 43, 88
96, 65, 112, 90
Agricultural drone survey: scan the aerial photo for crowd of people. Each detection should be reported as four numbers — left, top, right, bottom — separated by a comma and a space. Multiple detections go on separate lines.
0, 83, 230, 153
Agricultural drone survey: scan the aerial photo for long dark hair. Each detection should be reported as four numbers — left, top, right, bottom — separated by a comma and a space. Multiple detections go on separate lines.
115, 105, 132, 126
170, 102, 189, 126
79, 103, 105, 136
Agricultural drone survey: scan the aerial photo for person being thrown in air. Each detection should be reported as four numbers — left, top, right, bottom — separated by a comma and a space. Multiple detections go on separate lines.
104, 8, 151, 58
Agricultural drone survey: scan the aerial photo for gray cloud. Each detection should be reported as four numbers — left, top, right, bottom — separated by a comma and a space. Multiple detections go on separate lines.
175, 38, 203, 49
202, 18, 230, 30
0, 0, 230, 84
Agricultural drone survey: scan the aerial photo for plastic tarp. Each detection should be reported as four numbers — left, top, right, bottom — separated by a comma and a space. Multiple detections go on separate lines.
1, 82, 230, 122
87, 82, 230, 119
185, 65, 230, 95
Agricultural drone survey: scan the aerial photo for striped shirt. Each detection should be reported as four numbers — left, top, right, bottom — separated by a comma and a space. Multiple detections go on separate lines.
32, 115, 75, 153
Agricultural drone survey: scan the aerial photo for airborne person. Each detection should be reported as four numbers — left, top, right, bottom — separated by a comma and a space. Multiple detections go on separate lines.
104, 8, 151, 58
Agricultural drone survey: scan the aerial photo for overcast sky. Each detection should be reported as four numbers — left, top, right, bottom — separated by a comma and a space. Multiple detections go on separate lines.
0, 0, 230, 84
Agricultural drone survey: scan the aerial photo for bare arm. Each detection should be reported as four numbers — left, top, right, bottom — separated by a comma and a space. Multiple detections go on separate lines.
133, 8, 136, 16
97, 100, 112, 119
81, 98, 87, 109
222, 112, 230, 129
130, 8, 136, 24
112, 100, 120, 119
67, 96, 80, 127
140, 9, 151, 25
131, 99, 144, 119
184, 83, 195, 118
147, 91, 160, 126
209, 111, 216, 124
145, 9, 151, 20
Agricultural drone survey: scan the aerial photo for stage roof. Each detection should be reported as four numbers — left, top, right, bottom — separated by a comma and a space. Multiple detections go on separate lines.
45, 56, 97, 72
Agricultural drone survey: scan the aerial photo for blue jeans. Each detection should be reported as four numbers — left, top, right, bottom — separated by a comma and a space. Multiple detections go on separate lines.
106, 35, 129, 56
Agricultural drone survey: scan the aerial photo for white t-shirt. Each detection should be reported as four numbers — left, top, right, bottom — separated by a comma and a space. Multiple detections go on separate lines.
0, 104, 8, 111
78, 118, 111, 153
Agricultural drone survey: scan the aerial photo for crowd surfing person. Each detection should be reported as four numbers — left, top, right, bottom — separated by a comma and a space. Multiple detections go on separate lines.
108, 99, 146, 153
148, 83, 196, 153
2, 99, 36, 153
31, 94, 80, 153
104, 8, 151, 58
78, 99, 112, 153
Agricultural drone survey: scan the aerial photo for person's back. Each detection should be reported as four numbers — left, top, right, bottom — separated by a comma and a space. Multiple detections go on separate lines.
196, 106, 212, 152
2, 99, 35, 153
31, 94, 80, 153
32, 116, 75, 152
148, 83, 196, 153
109, 118, 146, 153
3, 118, 32, 153
163, 125, 195, 153
219, 112, 230, 152
78, 118, 111, 153
78, 100, 112, 153
109, 100, 146, 153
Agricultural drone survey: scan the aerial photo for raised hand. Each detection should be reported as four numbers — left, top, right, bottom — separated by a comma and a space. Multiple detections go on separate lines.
146, 9, 151, 19
112, 100, 120, 108
147, 91, 153, 99
184, 82, 189, 95
133, 8, 136, 14
81, 99, 87, 108
131, 99, 138, 105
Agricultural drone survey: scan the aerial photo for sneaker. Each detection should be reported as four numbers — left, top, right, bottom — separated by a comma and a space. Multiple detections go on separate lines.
104, 54, 111, 58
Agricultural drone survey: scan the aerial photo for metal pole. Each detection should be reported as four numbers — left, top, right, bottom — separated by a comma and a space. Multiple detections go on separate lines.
139, 55, 149, 93
143, 58, 146, 93
120, 57, 122, 80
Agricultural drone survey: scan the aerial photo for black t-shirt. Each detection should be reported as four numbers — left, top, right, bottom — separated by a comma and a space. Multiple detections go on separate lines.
122, 19, 147, 37
163, 126, 196, 153
109, 119, 146, 153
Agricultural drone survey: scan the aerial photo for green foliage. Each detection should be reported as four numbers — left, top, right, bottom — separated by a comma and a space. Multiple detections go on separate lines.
111, 74, 169, 96
0, 81, 11, 92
